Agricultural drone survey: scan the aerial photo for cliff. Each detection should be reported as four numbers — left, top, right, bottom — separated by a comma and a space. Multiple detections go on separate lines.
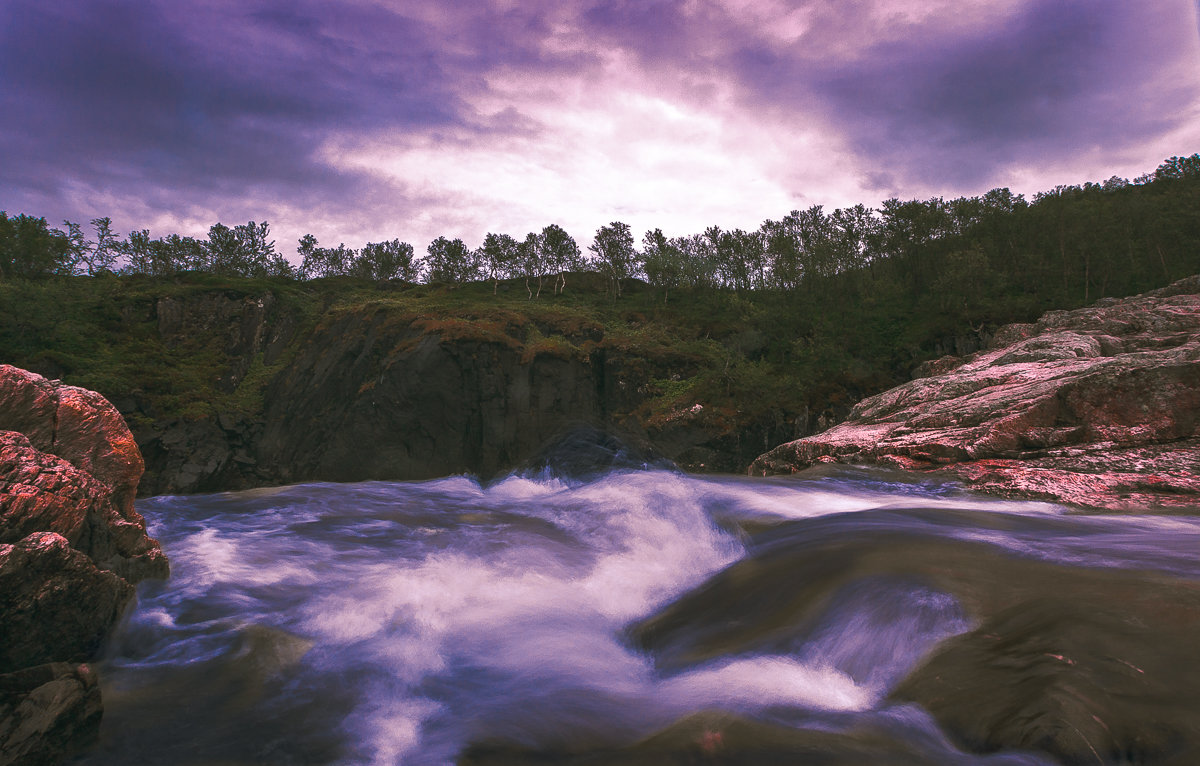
127, 289, 803, 493
0, 366, 168, 765
751, 276, 1200, 510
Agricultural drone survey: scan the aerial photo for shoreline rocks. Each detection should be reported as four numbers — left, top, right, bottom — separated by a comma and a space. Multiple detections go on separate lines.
0, 365, 169, 765
750, 276, 1200, 511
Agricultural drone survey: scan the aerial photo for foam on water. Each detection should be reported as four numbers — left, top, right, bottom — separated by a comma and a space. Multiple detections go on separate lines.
661, 656, 871, 712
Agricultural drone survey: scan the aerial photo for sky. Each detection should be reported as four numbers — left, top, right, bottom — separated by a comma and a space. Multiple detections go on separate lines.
2, 0, 1199, 259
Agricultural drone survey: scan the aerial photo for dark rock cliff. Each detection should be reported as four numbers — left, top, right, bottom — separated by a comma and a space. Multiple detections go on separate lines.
130, 295, 795, 494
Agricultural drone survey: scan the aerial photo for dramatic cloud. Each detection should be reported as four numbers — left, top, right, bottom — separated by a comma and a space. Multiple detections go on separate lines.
1, 0, 1197, 257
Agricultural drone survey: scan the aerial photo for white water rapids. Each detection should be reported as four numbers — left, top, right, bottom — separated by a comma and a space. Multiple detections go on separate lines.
72, 463, 1200, 765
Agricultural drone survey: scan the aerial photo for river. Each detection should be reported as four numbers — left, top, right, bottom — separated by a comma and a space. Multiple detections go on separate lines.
73, 455, 1200, 765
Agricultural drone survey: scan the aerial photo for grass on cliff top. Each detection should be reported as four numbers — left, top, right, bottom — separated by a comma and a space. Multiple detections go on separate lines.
0, 273, 321, 425
0, 271, 825, 432
0, 263, 1125, 438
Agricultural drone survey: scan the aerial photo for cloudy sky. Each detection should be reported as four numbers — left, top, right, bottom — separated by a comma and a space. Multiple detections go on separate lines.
2, 0, 1198, 258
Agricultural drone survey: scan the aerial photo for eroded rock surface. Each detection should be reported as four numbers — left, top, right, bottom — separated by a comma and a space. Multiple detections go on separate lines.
751, 276, 1200, 510
0, 533, 132, 675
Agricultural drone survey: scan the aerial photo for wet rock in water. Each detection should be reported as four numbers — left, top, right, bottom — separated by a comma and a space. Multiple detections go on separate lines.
629, 519, 1200, 766
459, 710, 933, 765
0, 532, 134, 674
892, 597, 1200, 766
0, 662, 102, 766
750, 275, 1200, 510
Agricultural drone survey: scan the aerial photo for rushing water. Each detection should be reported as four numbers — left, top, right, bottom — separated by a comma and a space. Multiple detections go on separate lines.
73, 459, 1200, 765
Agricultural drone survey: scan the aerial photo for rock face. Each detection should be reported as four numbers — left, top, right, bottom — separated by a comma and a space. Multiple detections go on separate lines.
251, 308, 755, 485
120, 290, 800, 494
751, 276, 1200, 510
0, 365, 168, 764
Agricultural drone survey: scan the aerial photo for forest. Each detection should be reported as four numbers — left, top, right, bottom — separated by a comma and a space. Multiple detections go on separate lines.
3, 154, 1199, 314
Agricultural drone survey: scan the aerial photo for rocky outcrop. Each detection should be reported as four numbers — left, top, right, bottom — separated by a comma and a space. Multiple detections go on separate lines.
0, 366, 167, 580
120, 287, 803, 493
129, 290, 297, 495
0, 533, 133, 674
0, 365, 168, 764
750, 276, 1200, 510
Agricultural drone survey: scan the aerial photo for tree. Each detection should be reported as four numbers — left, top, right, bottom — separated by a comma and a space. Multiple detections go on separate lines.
517, 232, 545, 298
540, 224, 581, 294
640, 228, 683, 302
297, 235, 354, 279
877, 197, 952, 293
61, 221, 89, 275
356, 239, 418, 282
83, 217, 121, 275
119, 230, 202, 275
0, 213, 72, 279
761, 215, 801, 290
479, 232, 519, 294
205, 221, 278, 277
424, 236, 476, 284
829, 203, 879, 284
590, 221, 636, 298
1154, 154, 1200, 181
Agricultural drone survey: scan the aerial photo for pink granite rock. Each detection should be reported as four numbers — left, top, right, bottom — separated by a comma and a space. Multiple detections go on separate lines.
0, 366, 165, 580
751, 276, 1200, 510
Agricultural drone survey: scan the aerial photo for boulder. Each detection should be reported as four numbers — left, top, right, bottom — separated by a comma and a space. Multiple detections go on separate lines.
893, 597, 1200, 766
0, 366, 167, 581
0, 432, 167, 582
0, 365, 143, 512
750, 276, 1200, 510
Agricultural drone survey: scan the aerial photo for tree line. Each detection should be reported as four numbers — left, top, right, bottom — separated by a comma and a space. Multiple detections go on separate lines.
3, 154, 1198, 310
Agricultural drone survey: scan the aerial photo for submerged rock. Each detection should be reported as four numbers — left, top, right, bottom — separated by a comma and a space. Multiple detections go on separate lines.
516, 425, 672, 482
893, 597, 1200, 766
750, 275, 1200, 510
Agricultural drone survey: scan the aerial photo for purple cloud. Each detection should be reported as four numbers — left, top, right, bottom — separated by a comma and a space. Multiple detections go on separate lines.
0, 0, 1196, 255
